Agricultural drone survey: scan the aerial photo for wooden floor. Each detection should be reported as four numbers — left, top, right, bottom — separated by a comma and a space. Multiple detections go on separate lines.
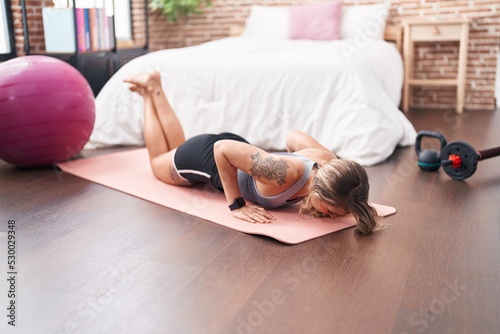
0, 108, 499, 334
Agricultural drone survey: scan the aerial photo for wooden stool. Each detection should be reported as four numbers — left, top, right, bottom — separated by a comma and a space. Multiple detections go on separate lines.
403, 19, 469, 113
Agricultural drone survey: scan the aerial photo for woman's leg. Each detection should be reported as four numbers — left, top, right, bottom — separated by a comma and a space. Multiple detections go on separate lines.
124, 72, 190, 185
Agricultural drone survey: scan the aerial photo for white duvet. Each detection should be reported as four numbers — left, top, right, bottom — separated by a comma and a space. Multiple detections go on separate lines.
87, 36, 416, 166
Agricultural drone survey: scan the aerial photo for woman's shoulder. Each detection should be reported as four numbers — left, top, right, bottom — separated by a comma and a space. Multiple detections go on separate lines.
288, 148, 336, 167
273, 152, 316, 166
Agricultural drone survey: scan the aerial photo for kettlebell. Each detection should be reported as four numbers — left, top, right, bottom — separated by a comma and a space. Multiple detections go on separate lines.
415, 131, 447, 171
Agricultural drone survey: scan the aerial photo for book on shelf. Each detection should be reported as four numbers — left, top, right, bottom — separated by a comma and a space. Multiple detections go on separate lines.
75, 8, 86, 51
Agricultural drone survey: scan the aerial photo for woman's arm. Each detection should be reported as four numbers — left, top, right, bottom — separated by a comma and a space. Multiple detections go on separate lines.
213, 140, 302, 223
286, 130, 337, 165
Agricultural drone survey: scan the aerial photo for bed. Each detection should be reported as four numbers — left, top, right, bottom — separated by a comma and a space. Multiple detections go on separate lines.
86, 3, 417, 166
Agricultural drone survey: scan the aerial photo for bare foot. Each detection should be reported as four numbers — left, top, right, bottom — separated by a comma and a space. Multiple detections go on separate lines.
123, 71, 162, 93
126, 82, 146, 96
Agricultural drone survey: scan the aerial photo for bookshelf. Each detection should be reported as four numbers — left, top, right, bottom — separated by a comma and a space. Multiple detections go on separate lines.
22, 0, 149, 96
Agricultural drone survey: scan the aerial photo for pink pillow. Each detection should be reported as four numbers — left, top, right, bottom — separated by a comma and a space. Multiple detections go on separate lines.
289, 1, 342, 41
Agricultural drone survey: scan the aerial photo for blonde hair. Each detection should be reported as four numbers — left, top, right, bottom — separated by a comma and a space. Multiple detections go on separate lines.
300, 159, 382, 235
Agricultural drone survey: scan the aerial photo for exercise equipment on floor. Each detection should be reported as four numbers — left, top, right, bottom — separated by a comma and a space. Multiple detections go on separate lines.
415, 131, 447, 171
0, 55, 95, 167
415, 131, 500, 180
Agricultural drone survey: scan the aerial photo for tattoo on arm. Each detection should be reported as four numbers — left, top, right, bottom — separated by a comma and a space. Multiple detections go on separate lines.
249, 152, 289, 186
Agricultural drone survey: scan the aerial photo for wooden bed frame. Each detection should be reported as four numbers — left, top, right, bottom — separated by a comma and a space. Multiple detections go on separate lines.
384, 24, 403, 54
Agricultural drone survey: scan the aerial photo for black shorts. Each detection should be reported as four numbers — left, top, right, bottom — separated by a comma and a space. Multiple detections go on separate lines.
173, 132, 249, 191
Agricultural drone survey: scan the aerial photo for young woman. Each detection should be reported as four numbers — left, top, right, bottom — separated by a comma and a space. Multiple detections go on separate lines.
124, 71, 382, 235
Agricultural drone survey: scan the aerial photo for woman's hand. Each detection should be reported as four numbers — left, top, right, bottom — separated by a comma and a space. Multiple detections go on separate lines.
232, 206, 276, 224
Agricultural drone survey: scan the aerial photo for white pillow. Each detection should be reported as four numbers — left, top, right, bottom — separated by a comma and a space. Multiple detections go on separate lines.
242, 5, 290, 40
341, 3, 390, 40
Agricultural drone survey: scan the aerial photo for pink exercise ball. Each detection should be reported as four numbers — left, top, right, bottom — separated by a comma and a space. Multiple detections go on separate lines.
0, 55, 95, 167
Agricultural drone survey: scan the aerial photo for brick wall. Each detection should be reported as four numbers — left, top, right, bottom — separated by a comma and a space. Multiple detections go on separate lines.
11, 0, 500, 110
130, 0, 148, 48
10, 0, 23, 56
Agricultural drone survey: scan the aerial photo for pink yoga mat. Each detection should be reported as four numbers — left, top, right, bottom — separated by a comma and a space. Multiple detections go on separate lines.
57, 148, 396, 244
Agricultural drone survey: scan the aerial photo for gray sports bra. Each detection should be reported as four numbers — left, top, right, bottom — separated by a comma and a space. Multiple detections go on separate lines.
237, 153, 317, 209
